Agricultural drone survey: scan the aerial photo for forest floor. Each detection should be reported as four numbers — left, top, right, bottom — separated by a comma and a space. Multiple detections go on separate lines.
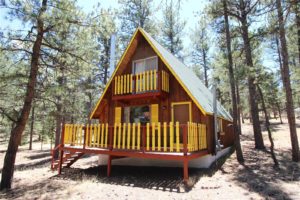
0, 118, 299, 200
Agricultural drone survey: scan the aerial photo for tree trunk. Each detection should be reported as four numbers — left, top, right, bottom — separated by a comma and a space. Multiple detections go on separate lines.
54, 102, 62, 159
276, 101, 283, 124
0, 0, 47, 190
240, 7, 264, 149
292, 0, 300, 64
276, 0, 300, 162
275, 35, 283, 74
202, 50, 209, 87
257, 85, 279, 167
223, 0, 244, 163
235, 68, 242, 134
103, 40, 110, 85
54, 73, 64, 158
29, 106, 35, 150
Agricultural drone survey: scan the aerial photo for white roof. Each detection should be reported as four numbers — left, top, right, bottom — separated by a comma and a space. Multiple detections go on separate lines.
140, 28, 232, 121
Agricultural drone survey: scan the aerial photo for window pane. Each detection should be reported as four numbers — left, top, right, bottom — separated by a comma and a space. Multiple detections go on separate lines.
145, 57, 157, 71
133, 57, 157, 74
134, 60, 146, 74
130, 106, 150, 125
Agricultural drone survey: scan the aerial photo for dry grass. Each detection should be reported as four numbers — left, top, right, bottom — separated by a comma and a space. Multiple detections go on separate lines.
0, 118, 299, 200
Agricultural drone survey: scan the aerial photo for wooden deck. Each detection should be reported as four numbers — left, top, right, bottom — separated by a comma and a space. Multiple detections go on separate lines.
52, 122, 209, 182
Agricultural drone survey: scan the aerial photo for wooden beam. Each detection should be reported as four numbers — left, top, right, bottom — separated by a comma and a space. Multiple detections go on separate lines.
183, 158, 189, 183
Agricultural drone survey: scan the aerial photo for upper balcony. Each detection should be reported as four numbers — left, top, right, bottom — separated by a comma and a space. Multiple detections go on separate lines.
112, 69, 169, 100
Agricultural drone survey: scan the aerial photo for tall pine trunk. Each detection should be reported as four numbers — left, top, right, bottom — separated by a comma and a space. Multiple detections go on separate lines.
223, 0, 244, 163
0, 0, 47, 189
202, 50, 209, 87
292, 0, 300, 64
239, 3, 264, 149
29, 106, 35, 150
54, 102, 62, 159
235, 66, 242, 133
276, 0, 300, 162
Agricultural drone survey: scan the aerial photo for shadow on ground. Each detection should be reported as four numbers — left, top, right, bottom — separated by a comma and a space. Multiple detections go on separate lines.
226, 127, 300, 200
54, 152, 232, 193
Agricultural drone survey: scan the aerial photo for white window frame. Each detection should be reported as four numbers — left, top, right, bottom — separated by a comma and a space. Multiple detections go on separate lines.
132, 56, 158, 74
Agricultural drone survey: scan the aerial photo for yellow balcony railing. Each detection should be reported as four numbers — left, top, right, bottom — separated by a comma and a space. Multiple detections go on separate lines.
113, 70, 169, 96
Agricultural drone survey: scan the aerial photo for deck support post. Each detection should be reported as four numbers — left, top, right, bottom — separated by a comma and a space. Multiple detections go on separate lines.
58, 123, 65, 175
183, 158, 189, 183
107, 155, 112, 177
58, 149, 64, 175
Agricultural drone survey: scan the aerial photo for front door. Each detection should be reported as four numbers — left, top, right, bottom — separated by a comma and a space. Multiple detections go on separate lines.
172, 102, 191, 144
172, 102, 191, 123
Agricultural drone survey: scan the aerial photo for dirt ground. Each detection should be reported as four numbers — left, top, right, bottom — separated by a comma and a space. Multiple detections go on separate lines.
0, 118, 299, 200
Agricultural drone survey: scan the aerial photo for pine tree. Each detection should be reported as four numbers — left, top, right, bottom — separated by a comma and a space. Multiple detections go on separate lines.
221, 0, 265, 149
160, 0, 186, 58
191, 17, 210, 87
118, 0, 156, 49
222, 0, 244, 163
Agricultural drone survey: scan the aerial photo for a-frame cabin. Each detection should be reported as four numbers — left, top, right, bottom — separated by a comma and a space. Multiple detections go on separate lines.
51, 28, 234, 182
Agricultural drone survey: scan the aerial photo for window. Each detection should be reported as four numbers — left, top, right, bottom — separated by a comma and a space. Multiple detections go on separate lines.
123, 104, 158, 125
124, 106, 150, 125
132, 56, 158, 74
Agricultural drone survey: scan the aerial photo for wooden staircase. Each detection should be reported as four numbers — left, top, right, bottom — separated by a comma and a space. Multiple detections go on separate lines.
51, 147, 84, 170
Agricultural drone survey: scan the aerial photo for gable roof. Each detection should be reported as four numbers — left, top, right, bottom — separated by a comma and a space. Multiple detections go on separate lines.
90, 28, 232, 121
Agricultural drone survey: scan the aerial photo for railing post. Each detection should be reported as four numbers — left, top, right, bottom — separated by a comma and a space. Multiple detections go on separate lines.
183, 124, 188, 155
61, 123, 65, 146
157, 71, 161, 92
83, 126, 86, 149
132, 75, 137, 94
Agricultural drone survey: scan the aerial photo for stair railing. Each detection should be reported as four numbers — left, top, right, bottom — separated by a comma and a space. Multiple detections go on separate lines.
50, 143, 62, 170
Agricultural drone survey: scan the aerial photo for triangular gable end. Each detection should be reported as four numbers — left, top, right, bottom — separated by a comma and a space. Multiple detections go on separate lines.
90, 28, 232, 121
89, 28, 208, 119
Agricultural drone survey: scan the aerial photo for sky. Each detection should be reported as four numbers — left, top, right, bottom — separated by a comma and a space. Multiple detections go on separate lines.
76, 0, 207, 52
0, 0, 207, 51
0, 0, 275, 70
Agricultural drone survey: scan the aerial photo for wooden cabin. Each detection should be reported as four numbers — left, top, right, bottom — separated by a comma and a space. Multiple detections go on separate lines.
51, 28, 234, 182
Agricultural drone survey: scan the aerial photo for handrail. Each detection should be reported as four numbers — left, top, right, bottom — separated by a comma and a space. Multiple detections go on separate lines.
50, 143, 63, 169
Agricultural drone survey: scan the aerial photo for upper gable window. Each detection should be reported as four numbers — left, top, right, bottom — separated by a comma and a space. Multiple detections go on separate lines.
132, 56, 158, 74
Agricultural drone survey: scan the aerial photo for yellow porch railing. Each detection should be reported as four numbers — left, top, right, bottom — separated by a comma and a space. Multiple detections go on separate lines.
112, 122, 207, 152
85, 123, 109, 148
113, 123, 141, 150
64, 124, 84, 146
187, 122, 207, 151
63, 122, 207, 153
